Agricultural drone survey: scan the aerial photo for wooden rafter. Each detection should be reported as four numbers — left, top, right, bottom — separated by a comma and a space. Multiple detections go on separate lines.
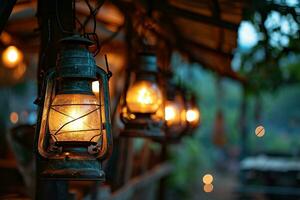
159, 3, 239, 31
0, 0, 17, 34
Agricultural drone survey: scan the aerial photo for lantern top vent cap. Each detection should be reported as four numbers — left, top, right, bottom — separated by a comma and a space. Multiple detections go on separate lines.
60, 35, 94, 46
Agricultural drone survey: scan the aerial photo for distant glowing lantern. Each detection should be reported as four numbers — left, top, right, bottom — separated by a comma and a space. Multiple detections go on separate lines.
165, 99, 186, 128
165, 102, 180, 124
186, 108, 200, 123
2, 46, 23, 68
35, 35, 112, 180
120, 53, 164, 138
184, 95, 201, 133
163, 79, 187, 141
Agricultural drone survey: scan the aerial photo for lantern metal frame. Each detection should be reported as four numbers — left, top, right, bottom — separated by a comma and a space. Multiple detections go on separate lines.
154, 77, 187, 143
183, 94, 201, 134
35, 35, 112, 180
120, 53, 165, 138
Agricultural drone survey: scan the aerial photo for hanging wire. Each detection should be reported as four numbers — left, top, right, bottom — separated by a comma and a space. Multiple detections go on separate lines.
55, 0, 118, 78
77, 0, 105, 56
55, 0, 74, 35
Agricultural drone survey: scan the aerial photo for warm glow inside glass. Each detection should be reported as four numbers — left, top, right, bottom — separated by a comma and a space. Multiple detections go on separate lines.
92, 81, 107, 124
186, 107, 200, 124
165, 101, 181, 126
92, 81, 99, 94
2, 46, 23, 68
48, 93, 101, 144
126, 80, 163, 113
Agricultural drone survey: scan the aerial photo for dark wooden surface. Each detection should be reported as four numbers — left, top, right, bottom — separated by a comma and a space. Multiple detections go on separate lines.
0, 0, 17, 34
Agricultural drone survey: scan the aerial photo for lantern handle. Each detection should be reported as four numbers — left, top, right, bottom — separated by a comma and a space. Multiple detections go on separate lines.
95, 67, 113, 160
34, 68, 56, 106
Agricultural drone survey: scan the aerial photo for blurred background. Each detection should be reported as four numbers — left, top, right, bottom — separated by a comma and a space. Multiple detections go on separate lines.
0, 0, 300, 199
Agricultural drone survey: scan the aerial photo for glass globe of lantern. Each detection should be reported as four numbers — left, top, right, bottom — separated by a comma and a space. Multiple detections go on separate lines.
165, 101, 181, 126
126, 80, 163, 113
2, 46, 23, 68
186, 107, 200, 125
165, 96, 186, 127
185, 96, 201, 129
48, 94, 101, 144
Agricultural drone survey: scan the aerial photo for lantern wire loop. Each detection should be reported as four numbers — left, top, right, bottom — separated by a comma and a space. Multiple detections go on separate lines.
55, 0, 104, 56
50, 106, 97, 130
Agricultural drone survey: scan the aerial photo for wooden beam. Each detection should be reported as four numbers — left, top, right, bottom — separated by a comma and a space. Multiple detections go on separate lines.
109, 163, 174, 200
211, 0, 220, 19
157, 3, 239, 31
185, 38, 233, 59
0, 0, 17, 34
35, 0, 74, 199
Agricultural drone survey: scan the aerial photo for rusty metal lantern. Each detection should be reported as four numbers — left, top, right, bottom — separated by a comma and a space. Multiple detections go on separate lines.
162, 78, 187, 142
35, 35, 112, 180
184, 93, 201, 134
120, 53, 164, 138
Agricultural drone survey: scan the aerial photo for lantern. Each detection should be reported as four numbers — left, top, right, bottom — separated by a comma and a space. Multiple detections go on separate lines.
184, 94, 201, 133
163, 80, 187, 140
35, 35, 112, 180
2, 45, 23, 68
120, 53, 164, 138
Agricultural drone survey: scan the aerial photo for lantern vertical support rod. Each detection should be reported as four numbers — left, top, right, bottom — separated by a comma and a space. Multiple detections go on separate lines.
36, 0, 74, 199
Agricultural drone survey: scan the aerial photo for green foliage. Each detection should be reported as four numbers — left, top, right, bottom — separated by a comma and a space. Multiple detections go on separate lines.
167, 136, 212, 197
238, 1, 300, 94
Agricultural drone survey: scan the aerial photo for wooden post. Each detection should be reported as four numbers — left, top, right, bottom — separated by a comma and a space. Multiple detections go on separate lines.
239, 87, 248, 159
116, 138, 134, 188
0, 0, 17, 34
158, 143, 168, 200
35, 0, 74, 199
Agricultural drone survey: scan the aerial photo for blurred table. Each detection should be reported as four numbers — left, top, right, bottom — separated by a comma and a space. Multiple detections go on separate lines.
237, 155, 300, 200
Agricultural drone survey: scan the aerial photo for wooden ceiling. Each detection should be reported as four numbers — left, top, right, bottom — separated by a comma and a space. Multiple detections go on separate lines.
1, 0, 249, 82
156, 0, 248, 81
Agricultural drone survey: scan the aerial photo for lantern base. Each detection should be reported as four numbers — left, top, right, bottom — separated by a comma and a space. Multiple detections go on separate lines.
39, 159, 105, 181
121, 124, 164, 138
152, 134, 183, 144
